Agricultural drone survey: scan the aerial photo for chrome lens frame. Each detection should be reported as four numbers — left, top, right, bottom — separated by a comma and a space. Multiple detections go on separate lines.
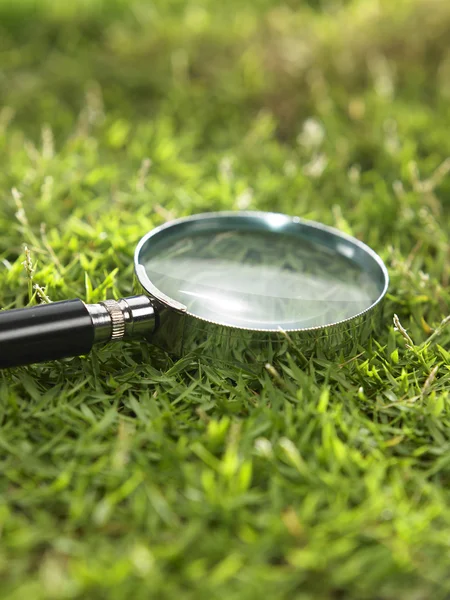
134, 211, 389, 365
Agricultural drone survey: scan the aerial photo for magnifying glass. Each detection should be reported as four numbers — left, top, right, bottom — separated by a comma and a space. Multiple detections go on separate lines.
0, 211, 388, 369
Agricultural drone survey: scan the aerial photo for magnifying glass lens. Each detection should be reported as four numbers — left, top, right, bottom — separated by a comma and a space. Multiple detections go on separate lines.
141, 224, 383, 331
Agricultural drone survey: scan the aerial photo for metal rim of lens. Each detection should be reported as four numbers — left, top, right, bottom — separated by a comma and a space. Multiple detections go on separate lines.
134, 211, 389, 333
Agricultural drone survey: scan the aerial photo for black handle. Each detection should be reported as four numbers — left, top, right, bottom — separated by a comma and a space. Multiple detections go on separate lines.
0, 300, 95, 368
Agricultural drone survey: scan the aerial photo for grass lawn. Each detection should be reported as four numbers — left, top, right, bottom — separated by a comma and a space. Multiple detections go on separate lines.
0, 0, 449, 597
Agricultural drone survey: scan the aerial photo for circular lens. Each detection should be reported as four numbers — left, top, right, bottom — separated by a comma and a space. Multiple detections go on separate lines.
137, 214, 386, 331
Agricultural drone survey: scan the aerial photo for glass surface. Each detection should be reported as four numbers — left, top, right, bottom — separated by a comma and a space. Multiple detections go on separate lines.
141, 228, 381, 330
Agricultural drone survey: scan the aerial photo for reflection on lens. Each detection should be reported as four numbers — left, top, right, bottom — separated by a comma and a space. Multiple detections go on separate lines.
141, 228, 382, 330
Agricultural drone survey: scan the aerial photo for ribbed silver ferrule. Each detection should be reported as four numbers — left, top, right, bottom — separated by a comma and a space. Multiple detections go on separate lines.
86, 295, 156, 344
100, 300, 126, 340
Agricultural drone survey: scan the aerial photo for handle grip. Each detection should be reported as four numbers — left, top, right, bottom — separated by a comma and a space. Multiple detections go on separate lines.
0, 300, 95, 368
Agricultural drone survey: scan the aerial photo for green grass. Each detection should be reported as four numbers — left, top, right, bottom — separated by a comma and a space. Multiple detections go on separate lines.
0, 0, 449, 598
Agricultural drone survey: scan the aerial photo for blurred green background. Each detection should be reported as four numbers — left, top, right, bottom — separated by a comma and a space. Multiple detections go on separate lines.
0, 0, 449, 598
